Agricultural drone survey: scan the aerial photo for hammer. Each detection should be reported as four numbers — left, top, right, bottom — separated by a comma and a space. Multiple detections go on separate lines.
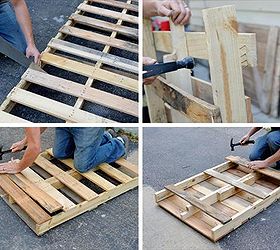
230, 138, 255, 151
143, 56, 195, 79
0, 145, 27, 160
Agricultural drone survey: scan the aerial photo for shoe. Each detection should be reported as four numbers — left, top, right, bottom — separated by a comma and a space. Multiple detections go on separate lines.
117, 135, 129, 159
107, 128, 117, 138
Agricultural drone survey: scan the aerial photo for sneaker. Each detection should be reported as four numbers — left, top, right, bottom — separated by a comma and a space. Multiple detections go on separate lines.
117, 135, 129, 159
107, 128, 117, 138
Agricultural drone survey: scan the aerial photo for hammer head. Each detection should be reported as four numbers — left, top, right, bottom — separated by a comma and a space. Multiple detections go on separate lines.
177, 57, 195, 70
230, 138, 235, 151
0, 146, 3, 160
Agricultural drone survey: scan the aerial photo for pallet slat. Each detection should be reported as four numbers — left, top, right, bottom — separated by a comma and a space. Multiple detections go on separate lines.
70, 13, 138, 38
78, 3, 138, 24
7, 87, 114, 123
0, 175, 51, 224
34, 155, 99, 201
41, 53, 138, 93
89, 0, 138, 12
60, 26, 138, 53
48, 38, 138, 73
22, 69, 138, 117
9, 174, 63, 213
165, 185, 232, 224
99, 163, 133, 183
204, 169, 268, 199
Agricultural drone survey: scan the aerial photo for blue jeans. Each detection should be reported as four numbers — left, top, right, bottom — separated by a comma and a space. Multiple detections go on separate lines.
0, 3, 27, 53
249, 131, 280, 167
53, 128, 125, 173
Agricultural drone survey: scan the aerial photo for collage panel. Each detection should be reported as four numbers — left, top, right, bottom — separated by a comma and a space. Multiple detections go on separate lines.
0, 0, 139, 123
143, 127, 280, 249
143, 1, 280, 124
0, 127, 138, 249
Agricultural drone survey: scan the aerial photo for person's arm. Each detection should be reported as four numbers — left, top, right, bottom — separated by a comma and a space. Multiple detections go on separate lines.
240, 127, 262, 145
0, 128, 42, 174
248, 148, 280, 169
143, 0, 191, 25
11, 0, 40, 63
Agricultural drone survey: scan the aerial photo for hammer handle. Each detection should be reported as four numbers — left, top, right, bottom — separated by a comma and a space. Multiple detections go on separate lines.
240, 140, 255, 146
1, 145, 27, 154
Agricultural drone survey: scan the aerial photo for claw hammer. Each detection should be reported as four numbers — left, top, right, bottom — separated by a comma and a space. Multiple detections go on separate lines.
0, 145, 27, 160
230, 138, 255, 151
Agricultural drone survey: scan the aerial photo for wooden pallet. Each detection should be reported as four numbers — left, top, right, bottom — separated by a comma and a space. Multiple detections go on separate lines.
155, 156, 280, 241
144, 5, 256, 123
0, 148, 138, 235
0, 0, 138, 123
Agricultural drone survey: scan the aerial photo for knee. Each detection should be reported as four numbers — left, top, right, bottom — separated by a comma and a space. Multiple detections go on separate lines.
74, 159, 96, 173
52, 148, 65, 159
249, 152, 257, 161
267, 133, 280, 148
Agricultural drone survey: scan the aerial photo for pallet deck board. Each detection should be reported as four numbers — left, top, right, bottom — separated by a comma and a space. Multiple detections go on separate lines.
0, 0, 138, 123
156, 156, 280, 241
0, 148, 138, 235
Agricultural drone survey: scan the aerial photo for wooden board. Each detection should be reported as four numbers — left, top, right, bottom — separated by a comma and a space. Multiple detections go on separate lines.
0, 149, 138, 235
0, 0, 138, 123
156, 156, 280, 241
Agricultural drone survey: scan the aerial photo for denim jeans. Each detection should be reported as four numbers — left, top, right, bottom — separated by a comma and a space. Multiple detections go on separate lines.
53, 128, 125, 173
249, 131, 280, 167
0, 3, 27, 53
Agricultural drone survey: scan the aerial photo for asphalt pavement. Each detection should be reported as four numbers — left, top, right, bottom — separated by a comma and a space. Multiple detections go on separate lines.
0, 127, 138, 250
143, 127, 280, 250
0, 0, 138, 123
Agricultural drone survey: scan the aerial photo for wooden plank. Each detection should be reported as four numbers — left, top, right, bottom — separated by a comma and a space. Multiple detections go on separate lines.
34, 155, 98, 201
204, 169, 268, 199
0, 175, 51, 224
45, 149, 116, 191
78, 3, 138, 24
143, 19, 167, 123
153, 76, 221, 123
165, 185, 232, 224
22, 69, 138, 117
7, 87, 114, 123
203, 5, 247, 122
0, 111, 30, 123
153, 31, 257, 67
70, 14, 138, 38
99, 163, 133, 183
116, 158, 138, 175
226, 155, 280, 182
41, 53, 138, 93
21, 168, 75, 211
89, 0, 138, 12
60, 26, 138, 53
9, 173, 63, 213
48, 39, 138, 73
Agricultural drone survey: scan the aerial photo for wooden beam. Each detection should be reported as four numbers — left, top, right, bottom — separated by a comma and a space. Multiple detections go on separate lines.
203, 5, 247, 122
152, 77, 221, 123
88, 0, 138, 12
0, 111, 30, 123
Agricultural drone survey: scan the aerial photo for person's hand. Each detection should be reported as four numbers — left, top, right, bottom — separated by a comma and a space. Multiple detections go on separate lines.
156, 0, 191, 25
10, 139, 26, 153
248, 160, 269, 170
143, 57, 157, 85
0, 159, 21, 174
240, 134, 251, 145
26, 44, 40, 63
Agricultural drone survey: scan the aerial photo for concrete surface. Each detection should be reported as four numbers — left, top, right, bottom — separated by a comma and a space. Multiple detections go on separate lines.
0, 0, 138, 123
143, 127, 280, 250
0, 127, 138, 250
